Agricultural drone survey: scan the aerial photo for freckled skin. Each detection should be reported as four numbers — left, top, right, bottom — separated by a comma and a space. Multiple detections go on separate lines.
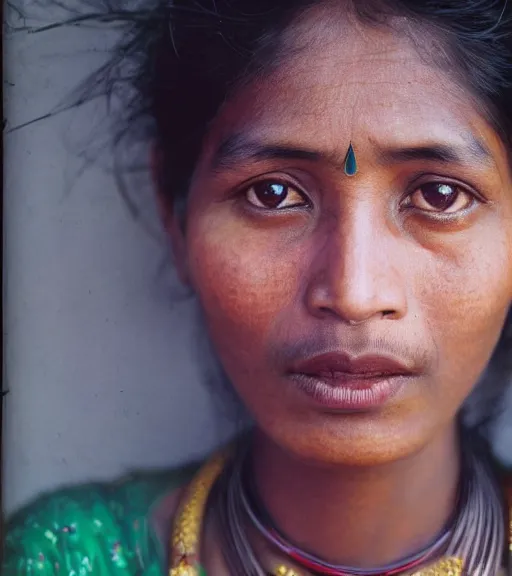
164, 4, 512, 568
185, 19, 512, 466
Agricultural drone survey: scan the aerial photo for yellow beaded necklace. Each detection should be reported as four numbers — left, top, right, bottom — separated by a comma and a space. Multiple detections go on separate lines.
168, 451, 466, 576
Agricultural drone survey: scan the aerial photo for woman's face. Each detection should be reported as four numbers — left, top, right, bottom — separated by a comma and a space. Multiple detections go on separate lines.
171, 7, 512, 466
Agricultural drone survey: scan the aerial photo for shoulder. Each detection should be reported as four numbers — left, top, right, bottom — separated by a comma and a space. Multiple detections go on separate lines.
2, 462, 200, 575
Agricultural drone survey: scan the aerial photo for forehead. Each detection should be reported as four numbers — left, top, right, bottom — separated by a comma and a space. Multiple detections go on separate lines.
209, 8, 494, 155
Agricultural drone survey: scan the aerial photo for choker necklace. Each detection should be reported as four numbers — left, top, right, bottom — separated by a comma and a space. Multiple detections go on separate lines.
216, 447, 456, 576
169, 438, 508, 576
240, 472, 451, 575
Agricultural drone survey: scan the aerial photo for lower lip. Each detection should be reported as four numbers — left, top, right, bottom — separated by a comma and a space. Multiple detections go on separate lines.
289, 373, 408, 411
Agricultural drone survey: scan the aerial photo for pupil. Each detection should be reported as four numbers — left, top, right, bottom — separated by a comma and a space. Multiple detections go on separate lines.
422, 183, 457, 210
254, 182, 287, 208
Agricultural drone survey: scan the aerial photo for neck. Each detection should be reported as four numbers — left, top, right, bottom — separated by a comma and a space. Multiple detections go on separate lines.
251, 425, 461, 569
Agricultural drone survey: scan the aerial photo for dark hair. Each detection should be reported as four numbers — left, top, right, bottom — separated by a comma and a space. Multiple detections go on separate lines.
10, 0, 512, 438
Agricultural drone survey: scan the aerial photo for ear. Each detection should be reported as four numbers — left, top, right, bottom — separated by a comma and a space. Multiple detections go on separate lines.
151, 145, 190, 286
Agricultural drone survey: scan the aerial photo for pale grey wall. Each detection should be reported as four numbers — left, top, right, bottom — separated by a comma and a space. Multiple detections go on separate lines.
3, 4, 511, 515
3, 11, 234, 515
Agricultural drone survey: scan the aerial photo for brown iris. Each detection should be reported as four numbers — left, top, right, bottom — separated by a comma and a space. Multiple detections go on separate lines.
408, 182, 475, 213
253, 182, 287, 208
246, 180, 306, 209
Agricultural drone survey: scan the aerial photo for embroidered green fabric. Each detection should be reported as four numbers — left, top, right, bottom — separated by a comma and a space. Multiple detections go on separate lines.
2, 464, 199, 575
3, 459, 510, 575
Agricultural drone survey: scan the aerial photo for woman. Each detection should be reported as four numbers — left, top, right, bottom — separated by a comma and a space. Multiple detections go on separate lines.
4, 0, 512, 574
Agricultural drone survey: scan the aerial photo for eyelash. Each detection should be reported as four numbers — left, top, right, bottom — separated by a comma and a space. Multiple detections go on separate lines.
238, 176, 312, 211
238, 175, 484, 217
401, 177, 484, 219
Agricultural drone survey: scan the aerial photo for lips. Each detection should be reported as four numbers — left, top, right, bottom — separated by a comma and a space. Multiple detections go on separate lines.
290, 352, 414, 382
286, 351, 414, 410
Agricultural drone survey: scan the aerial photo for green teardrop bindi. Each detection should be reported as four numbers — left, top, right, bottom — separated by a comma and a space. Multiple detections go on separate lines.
344, 143, 358, 176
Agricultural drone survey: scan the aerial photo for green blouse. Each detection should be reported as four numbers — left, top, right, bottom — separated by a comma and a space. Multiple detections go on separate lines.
2, 463, 200, 575
4, 460, 511, 575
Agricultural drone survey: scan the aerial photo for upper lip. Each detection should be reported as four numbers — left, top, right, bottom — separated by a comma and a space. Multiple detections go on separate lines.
290, 352, 415, 378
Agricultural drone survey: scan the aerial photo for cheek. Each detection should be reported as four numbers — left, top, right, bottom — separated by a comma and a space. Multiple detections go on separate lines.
419, 225, 512, 386
186, 216, 302, 352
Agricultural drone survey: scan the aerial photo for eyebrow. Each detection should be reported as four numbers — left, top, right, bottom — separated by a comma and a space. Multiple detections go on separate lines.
210, 133, 492, 172
378, 140, 491, 165
212, 134, 322, 171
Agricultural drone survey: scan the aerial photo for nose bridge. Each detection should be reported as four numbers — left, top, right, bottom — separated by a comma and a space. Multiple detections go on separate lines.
308, 201, 407, 322
340, 203, 383, 296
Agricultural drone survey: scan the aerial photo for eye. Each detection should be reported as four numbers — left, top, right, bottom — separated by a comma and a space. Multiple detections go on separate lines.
406, 182, 475, 214
245, 180, 308, 210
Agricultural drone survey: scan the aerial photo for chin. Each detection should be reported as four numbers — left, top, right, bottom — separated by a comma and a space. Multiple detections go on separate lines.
256, 408, 443, 468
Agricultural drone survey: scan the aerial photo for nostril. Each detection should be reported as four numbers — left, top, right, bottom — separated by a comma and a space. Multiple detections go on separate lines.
382, 310, 395, 317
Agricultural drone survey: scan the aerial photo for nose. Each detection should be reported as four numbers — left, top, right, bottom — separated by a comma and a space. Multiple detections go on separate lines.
305, 206, 408, 324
